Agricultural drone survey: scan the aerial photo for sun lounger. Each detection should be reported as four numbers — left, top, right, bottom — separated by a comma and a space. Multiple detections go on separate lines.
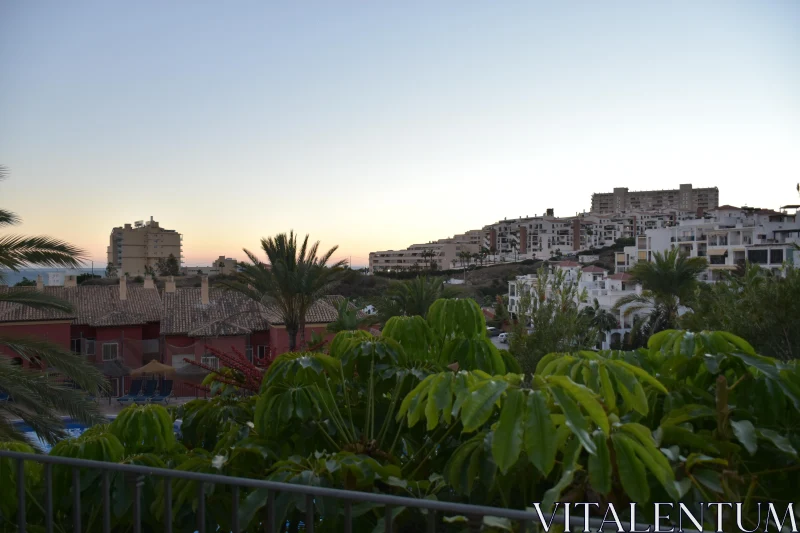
148, 380, 174, 404
116, 379, 143, 405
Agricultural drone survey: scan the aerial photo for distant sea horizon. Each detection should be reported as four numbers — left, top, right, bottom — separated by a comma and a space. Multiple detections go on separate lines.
1, 268, 106, 287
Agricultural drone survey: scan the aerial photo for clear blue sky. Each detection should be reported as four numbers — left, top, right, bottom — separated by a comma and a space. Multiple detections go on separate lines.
1, 1, 798, 267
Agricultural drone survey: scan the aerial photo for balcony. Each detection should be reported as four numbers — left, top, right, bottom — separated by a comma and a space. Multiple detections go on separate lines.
0, 450, 670, 533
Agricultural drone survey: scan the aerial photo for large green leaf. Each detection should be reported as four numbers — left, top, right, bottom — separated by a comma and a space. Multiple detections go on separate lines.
730, 419, 758, 456
427, 298, 486, 341
611, 433, 650, 502
548, 376, 610, 435
523, 391, 557, 476
660, 404, 715, 426
381, 316, 440, 363
460, 378, 508, 433
608, 359, 669, 394
441, 338, 507, 374
492, 389, 525, 474
588, 432, 612, 495
109, 404, 175, 454
758, 428, 798, 457
550, 386, 596, 455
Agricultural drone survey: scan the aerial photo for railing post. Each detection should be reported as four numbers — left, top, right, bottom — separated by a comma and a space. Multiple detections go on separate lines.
344, 501, 353, 533
231, 485, 240, 533
16, 458, 25, 533
164, 478, 173, 533
72, 467, 81, 533
44, 464, 53, 533
426, 510, 436, 533
305, 494, 314, 533
467, 514, 482, 533
102, 471, 111, 533
266, 490, 275, 533
197, 482, 206, 533
384, 505, 393, 533
134, 475, 143, 533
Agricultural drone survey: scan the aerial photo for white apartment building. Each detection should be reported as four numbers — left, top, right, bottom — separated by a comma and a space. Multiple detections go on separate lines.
483, 210, 691, 262
369, 230, 483, 273
615, 205, 800, 280
107, 217, 183, 277
508, 261, 646, 349
591, 184, 719, 214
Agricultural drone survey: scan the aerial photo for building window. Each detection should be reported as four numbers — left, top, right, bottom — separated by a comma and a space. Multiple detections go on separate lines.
85, 339, 96, 355
770, 249, 784, 264
70, 338, 82, 354
747, 249, 768, 265
171, 355, 192, 369
201, 355, 219, 370
256, 345, 269, 361
102, 343, 119, 361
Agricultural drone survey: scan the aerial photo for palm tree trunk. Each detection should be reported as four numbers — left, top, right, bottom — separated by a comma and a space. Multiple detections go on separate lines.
287, 325, 299, 351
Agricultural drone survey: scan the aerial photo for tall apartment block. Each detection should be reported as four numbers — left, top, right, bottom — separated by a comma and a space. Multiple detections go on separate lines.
591, 184, 719, 214
107, 217, 182, 277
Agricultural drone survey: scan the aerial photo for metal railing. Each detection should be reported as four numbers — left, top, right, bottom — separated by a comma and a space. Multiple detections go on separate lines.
0, 450, 683, 533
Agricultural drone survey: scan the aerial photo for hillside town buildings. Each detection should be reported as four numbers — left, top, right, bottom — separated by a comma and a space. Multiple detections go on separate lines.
369, 230, 483, 273
107, 217, 183, 277
368, 184, 722, 272
616, 205, 800, 280
591, 184, 719, 214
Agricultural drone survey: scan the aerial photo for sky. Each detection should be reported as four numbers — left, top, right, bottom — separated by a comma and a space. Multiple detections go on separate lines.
1, 1, 799, 268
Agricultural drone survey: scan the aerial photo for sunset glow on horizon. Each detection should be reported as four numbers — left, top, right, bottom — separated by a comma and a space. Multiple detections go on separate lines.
2, 1, 798, 267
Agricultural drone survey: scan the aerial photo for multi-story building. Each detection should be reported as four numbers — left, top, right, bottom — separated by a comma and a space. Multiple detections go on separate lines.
181, 256, 238, 276
615, 205, 800, 280
507, 262, 645, 349
369, 240, 481, 273
482, 210, 689, 261
107, 217, 183, 277
591, 184, 719, 214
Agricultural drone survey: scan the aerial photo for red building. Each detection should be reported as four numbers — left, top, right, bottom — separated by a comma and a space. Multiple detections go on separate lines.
1, 275, 343, 397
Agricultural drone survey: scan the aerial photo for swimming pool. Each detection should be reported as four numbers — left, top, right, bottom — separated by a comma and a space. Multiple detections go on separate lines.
14, 417, 182, 453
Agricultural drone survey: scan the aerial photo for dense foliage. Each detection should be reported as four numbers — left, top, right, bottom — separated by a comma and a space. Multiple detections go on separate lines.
3, 297, 799, 531
682, 263, 800, 361
509, 268, 601, 373
613, 248, 708, 344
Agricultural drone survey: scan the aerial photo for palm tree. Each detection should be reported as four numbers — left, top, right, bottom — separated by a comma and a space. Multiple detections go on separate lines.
220, 231, 346, 351
612, 248, 708, 342
374, 276, 451, 321
326, 298, 368, 333
580, 299, 619, 343
0, 165, 107, 443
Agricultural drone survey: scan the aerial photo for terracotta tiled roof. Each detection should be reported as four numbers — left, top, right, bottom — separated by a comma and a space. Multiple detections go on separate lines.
0, 286, 75, 323
261, 299, 339, 325
160, 288, 270, 337
714, 205, 740, 210
160, 288, 340, 336
0, 285, 161, 326
555, 261, 580, 267
581, 266, 606, 273
608, 273, 633, 280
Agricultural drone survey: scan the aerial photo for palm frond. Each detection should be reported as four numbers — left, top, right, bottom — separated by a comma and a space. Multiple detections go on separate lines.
0, 335, 108, 394
0, 208, 20, 228
0, 234, 86, 270
0, 289, 75, 313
